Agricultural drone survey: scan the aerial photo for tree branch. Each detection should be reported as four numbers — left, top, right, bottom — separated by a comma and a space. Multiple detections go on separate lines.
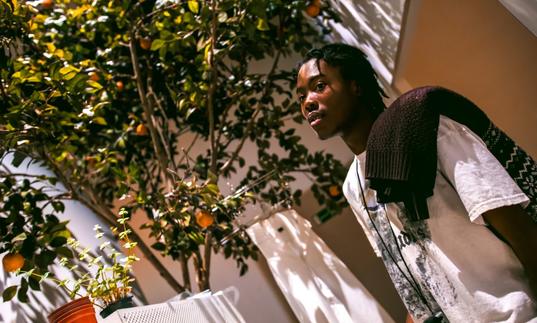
128, 32, 173, 186
207, 0, 218, 175
177, 133, 199, 166
202, 231, 212, 291
180, 253, 191, 292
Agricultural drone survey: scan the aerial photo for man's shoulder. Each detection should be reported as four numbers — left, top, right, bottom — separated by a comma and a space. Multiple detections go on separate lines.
389, 85, 453, 110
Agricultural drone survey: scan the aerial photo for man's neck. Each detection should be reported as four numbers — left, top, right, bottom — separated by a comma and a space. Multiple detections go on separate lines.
341, 115, 375, 156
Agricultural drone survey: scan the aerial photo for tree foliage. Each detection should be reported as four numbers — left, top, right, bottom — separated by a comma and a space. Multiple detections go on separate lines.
0, 0, 347, 300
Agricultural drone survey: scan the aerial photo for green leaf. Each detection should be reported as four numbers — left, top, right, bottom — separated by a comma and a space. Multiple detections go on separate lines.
11, 151, 27, 167
50, 236, 67, 248
17, 278, 29, 303
151, 242, 166, 251
56, 246, 74, 258
51, 201, 65, 213
2, 286, 18, 302
35, 250, 56, 268
187, 1, 199, 14
150, 39, 165, 51
28, 275, 41, 291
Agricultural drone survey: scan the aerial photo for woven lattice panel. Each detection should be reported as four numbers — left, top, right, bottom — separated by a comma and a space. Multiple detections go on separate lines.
102, 293, 245, 323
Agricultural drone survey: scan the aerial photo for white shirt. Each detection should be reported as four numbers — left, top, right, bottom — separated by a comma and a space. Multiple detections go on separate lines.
343, 116, 537, 323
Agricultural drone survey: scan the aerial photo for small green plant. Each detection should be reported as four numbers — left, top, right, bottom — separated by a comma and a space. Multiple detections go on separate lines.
17, 207, 139, 309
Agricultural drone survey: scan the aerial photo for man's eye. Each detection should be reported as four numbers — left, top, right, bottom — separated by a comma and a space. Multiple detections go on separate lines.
315, 82, 326, 91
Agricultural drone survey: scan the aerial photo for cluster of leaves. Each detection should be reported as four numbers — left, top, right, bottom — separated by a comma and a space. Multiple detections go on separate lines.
0, 167, 71, 303
0, 0, 348, 296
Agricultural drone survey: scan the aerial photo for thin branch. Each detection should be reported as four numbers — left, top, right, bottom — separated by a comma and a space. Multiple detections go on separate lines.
207, 0, 218, 175
147, 91, 177, 172
132, 3, 180, 32
177, 133, 200, 165
128, 32, 173, 185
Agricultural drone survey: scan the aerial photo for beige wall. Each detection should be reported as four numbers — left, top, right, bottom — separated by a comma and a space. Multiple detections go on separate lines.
395, 0, 537, 157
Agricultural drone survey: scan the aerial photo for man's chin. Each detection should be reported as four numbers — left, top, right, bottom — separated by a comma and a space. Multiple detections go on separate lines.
315, 130, 333, 140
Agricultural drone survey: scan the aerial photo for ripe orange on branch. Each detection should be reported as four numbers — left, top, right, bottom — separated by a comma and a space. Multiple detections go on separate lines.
2, 253, 25, 273
328, 185, 341, 197
195, 210, 214, 228
42, 0, 53, 9
139, 38, 152, 50
135, 124, 148, 136
116, 80, 124, 92
305, 2, 321, 17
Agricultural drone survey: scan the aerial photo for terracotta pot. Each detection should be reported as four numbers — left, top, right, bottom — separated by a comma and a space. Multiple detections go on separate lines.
99, 296, 135, 318
48, 296, 97, 323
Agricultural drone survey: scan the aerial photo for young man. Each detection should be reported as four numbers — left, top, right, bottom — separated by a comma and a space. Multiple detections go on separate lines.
296, 43, 537, 322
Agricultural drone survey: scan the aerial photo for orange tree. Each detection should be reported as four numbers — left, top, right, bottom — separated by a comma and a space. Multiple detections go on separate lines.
0, 0, 347, 298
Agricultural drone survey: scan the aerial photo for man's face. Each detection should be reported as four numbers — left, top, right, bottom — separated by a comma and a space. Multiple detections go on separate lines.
296, 59, 359, 140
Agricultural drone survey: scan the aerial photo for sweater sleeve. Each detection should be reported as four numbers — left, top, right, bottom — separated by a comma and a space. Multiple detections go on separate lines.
436, 116, 529, 224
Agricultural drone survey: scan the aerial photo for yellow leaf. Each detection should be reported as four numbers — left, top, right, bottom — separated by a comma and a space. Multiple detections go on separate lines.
93, 117, 107, 125
46, 42, 56, 53
87, 80, 102, 89
256, 18, 269, 31
54, 49, 65, 58
188, 1, 199, 14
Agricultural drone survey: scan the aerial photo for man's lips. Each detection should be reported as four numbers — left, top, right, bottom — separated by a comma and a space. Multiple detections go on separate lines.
307, 111, 323, 127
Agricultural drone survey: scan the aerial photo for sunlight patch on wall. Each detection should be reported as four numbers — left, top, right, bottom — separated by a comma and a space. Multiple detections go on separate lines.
326, 0, 406, 85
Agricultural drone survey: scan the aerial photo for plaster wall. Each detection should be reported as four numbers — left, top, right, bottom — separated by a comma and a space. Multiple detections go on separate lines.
395, 0, 537, 157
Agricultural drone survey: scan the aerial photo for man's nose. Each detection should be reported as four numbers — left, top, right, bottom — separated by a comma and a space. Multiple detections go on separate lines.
304, 95, 318, 113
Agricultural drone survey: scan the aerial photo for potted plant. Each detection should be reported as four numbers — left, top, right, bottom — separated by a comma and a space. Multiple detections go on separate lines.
17, 207, 139, 322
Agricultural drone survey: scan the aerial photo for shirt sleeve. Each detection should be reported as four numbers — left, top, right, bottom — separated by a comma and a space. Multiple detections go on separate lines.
436, 116, 529, 224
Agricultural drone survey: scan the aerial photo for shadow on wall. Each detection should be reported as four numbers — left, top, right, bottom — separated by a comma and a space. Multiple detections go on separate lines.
326, 0, 406, 84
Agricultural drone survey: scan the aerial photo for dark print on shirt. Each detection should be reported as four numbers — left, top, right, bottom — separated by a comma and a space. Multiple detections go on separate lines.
364, 205, 441, 322
359, 180, 455, 322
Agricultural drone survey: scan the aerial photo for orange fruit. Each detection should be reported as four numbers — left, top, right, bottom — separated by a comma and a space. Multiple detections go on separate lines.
116, 81, 124, 92
88, 72, 100, 82
328, 185, 341, 197
2, 253, 25, 273
135, 124, 148, 136
139, 38, 152, 50
42, 0, 53, 9
305, 4, 320, 17
195, 210, 214, 228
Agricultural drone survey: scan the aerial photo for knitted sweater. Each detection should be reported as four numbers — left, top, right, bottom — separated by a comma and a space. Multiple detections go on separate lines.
365, 86, 537, 222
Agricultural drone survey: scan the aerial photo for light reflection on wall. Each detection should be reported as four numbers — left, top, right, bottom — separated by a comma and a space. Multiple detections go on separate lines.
326, 0, 406, 85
